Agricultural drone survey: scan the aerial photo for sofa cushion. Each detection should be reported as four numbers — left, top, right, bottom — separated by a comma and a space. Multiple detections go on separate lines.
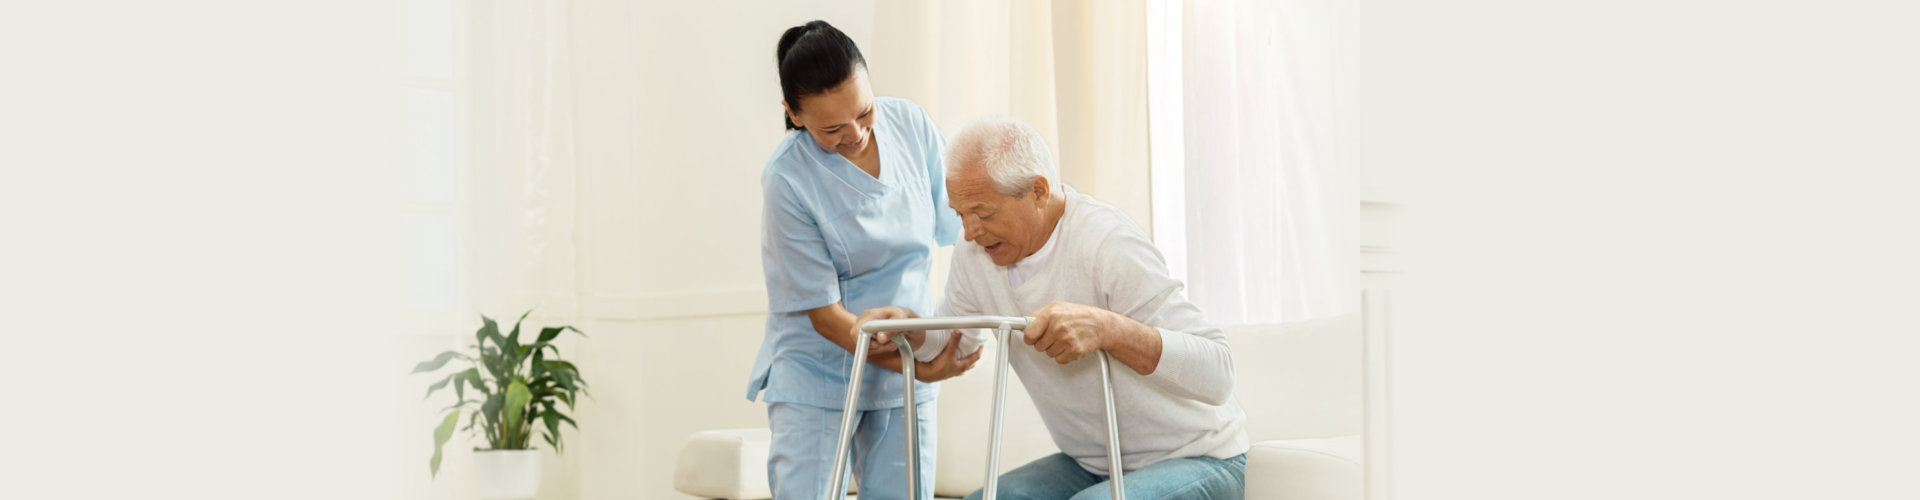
1244, 437, 1363, 500
1224, 314, 1363, 441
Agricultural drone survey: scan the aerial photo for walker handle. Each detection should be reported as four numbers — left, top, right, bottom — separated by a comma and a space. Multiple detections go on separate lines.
859, 316, 1034, 333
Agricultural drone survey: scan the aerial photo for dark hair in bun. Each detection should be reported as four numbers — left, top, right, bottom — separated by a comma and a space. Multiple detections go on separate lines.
775, 20, 866, 130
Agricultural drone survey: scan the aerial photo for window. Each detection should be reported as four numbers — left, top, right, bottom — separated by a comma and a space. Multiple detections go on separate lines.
398, 0, 472, 332
1146, 0, 1358, 324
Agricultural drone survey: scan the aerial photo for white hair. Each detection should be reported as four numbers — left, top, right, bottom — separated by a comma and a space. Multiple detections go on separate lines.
944, 115, 1057, 197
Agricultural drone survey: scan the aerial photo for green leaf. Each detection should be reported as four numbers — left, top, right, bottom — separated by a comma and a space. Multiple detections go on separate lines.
542, 360, 583, 386
542, 367, 576, 397
481, 394, 502, 426
476, 315, 499, 351
422, 371, 460, 400
502, 311, 528, 372
484, 318, 509, 368
462, 407, 484, 432
541, 406, 562, 452
564, 363, 591, 388
542, 360, 589, 398
479, 393, 502, 447
430, 410, 460, 478
479, 346, 504, 382
507, 309, 531, 350
410, 351, 463, 374
502, 379, 532, 450
519, 341, 560, 360
537, 325, 584, 343
460, 368, 486, 396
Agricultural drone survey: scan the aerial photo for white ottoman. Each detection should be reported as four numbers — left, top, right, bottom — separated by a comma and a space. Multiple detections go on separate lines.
674, 428, 773, 500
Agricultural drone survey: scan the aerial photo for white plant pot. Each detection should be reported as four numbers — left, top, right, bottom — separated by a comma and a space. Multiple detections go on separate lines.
473, 449, 541, 500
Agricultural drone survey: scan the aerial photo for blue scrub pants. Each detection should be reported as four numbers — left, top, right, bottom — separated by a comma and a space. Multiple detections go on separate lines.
961, 452, 1246, 500
768, 400, 938, 500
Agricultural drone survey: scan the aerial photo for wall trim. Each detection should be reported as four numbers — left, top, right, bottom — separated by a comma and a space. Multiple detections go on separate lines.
1362, 289, 1395, 500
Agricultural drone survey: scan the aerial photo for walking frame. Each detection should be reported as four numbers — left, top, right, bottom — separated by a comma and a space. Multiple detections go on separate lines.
824, 316, 1126, 500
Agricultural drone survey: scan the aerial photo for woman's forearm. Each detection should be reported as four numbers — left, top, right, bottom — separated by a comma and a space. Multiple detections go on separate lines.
805, 302, 859, 350
806, 303, 907, 372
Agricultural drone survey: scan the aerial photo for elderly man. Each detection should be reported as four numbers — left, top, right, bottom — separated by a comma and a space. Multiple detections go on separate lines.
856, 115, 1247, 500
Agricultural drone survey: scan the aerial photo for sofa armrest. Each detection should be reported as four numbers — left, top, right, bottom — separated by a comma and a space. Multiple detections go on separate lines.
1244, 436, 1363, 500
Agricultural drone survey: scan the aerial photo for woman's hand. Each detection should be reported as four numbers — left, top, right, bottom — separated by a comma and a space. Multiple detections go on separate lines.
849, 306, 923, 353
845, 308, 982, 382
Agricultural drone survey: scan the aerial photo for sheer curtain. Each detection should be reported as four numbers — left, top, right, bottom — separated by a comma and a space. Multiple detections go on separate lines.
473, 0, 581, 317
1160, 0, 1357, 324
868, 0, 1154, 227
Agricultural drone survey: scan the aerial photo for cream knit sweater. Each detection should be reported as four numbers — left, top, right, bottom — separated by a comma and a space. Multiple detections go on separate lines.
924, 185, 1249, 475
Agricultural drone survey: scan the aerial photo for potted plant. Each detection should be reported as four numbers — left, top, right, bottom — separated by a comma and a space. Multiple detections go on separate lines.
412, 311, 589, 500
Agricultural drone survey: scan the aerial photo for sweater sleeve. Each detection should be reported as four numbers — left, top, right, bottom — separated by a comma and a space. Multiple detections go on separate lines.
1095, 227, 1236, 405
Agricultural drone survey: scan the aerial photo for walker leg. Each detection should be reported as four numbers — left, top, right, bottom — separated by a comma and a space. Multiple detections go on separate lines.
982, 323, 1014, 500
1098, 351, 1125, 500
823, 332, 873, 500
896, 338, 920, 500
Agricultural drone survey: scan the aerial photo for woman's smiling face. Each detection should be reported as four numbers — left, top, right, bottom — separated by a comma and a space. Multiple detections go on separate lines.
785, 67, 876, 157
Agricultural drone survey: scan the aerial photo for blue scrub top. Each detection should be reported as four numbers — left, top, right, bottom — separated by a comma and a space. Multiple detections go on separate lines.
749, 97, 962, 410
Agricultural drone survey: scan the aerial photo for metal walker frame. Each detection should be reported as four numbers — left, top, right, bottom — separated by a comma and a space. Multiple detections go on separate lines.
824, 316, 1126, 500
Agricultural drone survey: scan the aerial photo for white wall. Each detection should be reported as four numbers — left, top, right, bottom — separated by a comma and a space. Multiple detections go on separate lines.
1365, 1, 1920, 499
577, 1, 868, 308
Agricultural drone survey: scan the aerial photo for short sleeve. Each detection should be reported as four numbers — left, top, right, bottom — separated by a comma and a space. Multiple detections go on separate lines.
761, 172, 841, 313
918, 104, 963, 246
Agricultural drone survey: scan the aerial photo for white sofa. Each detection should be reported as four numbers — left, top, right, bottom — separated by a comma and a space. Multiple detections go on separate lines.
675, 313, 1363, 499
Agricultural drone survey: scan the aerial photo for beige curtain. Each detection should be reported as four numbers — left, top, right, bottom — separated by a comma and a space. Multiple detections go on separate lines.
867, 0, 1153, 231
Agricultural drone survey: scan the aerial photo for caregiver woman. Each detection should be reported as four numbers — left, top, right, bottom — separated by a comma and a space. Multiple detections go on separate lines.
746, 20, 979, 500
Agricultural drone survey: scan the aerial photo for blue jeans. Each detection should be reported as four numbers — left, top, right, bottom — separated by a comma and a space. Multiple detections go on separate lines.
962, 452, 1246, 500
766, 401, 938, 500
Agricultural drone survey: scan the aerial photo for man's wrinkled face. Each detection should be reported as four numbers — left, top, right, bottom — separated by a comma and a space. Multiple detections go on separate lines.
946, 165, 1050, 267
